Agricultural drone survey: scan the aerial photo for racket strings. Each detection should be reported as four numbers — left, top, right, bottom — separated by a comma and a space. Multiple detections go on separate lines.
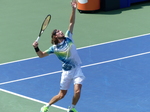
42, 16, 51, 31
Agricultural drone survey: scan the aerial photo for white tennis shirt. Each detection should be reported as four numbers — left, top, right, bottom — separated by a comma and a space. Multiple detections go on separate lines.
45, 30, 82, 69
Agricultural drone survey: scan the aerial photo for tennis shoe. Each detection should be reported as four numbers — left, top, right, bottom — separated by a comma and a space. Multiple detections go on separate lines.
40, 105, 49, 112
67, 107, 78, 112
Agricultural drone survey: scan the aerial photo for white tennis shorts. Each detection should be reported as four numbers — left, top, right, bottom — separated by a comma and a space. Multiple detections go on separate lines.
60, 66, 85, 90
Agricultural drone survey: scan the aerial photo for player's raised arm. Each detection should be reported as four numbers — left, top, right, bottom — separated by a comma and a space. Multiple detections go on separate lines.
68, 0, 77, 34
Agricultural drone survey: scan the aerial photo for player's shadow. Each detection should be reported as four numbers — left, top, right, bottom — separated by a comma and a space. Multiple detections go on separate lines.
78, 1, 150, 15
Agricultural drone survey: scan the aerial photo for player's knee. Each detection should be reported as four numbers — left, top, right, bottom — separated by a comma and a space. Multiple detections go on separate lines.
59, 94, 65, 99
74, 84, 82, 95
74, 89, 81, 95
58, 93, 66, 99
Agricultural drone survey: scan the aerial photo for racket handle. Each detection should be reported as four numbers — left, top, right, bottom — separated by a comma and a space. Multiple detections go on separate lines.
35, 36, 40, 42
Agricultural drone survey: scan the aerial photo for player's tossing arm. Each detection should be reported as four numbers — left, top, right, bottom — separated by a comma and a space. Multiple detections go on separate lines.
68, 0, 77, 34
32, 41, 49, 58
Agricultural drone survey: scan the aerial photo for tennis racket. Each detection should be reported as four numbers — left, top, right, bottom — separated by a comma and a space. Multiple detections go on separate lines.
35, 14, 51, 42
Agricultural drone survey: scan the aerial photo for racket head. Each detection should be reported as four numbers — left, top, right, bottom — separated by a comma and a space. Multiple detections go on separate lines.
39, 14, 51, 37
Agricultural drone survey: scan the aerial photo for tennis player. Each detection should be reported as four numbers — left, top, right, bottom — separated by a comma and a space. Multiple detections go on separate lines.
32, 1, 85, 112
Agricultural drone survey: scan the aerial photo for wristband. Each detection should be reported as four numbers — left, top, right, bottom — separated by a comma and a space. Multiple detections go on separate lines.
34, 47, 40, 52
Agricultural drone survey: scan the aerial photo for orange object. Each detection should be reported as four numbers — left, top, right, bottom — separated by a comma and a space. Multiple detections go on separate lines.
77, 0, 100, 12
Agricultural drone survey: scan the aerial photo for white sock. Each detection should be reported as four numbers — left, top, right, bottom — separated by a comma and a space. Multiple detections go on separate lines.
46, 104, 51, 108
71, 104, 76, 109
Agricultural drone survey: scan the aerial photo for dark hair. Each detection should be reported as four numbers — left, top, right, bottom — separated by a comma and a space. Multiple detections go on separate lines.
51, 29, 57, 38
51, 29, 65, 45
51, 29, 59, 45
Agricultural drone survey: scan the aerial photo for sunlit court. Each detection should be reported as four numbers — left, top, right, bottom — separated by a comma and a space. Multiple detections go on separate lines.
1, 0, 150, 112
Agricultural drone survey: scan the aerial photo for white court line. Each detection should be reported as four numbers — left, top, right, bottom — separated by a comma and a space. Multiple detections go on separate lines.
82, 51, 150, 68
0, 88, 67, 111
0, 71, 61, 85
78, 33, 150, 50
0, 33, 150, 66
1, 51, 150, 86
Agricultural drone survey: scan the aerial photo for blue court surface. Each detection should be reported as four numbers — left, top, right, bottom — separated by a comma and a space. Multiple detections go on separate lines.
1, 34, 150, 112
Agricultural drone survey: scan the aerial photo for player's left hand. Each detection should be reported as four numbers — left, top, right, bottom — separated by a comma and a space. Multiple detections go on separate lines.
71, 0, 77, 9
32, 41, 39, 48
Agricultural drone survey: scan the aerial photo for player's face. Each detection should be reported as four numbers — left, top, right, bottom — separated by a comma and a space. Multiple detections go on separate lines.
55, 30, 64, 38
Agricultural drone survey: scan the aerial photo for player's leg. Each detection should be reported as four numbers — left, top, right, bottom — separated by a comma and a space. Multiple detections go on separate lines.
40, 69, 73, 112
40, 90, 67, 112
67, 66, 85, 112
72, 84, 82, 105
67, 84, 82, 112
49, 90, 67, 105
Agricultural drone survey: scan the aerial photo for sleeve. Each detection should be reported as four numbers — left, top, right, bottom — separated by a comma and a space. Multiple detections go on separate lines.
44, 46, 54, 54
65, 30, 73, 38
